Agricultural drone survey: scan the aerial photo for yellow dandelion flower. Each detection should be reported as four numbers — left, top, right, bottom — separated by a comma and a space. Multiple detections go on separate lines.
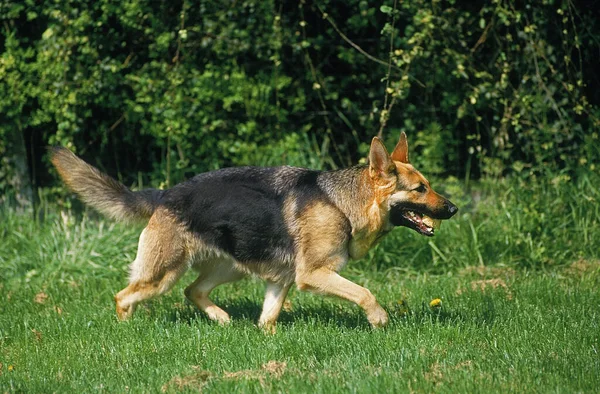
8, 365, 14, 372
429, 298, 442, 308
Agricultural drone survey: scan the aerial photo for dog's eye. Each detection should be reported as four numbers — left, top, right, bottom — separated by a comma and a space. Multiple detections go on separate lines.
413, 184, 427, 193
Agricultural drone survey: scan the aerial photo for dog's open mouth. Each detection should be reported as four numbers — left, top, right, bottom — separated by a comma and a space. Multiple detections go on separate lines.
399, 210, 441, 237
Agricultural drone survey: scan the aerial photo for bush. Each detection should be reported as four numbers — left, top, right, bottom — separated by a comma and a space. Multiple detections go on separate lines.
0, 0, 598, 195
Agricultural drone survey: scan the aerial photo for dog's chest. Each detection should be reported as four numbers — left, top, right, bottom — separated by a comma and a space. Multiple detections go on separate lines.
347, 203, 388, 259
348, 230, 382, 259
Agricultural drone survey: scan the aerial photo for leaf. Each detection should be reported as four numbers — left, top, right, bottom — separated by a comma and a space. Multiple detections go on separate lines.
380, 5, 392, 14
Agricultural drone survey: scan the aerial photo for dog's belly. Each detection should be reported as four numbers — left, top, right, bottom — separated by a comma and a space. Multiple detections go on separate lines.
188, 245, 296, 285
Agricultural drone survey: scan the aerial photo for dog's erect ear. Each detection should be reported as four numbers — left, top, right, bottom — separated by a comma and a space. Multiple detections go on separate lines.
369, 137, 395, 179
391, 132, 409, 163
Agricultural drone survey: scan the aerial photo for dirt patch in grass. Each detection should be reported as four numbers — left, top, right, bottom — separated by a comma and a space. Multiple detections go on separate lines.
161, 367, 211, 393
34, 292, 48, 304
162, 361, 287, 392
459, 265, 516, 279
425, 362, 444, 385
456, 278, 513, 300
31, 328, 43, 342
425, 360, 474, 386
470, 278, 508, 291
224, 360, 287, 381
564, 259, 600, 277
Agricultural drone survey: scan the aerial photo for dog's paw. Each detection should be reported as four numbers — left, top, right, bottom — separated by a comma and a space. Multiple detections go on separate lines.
258, 320, 278, 335
115, 302, 134, 321
205, 306, 231, 325
367, 306, 389, 328
282, 299, 293, 312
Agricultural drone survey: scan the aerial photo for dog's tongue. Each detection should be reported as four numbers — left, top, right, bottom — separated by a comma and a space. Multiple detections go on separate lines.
422, 215, 442, 229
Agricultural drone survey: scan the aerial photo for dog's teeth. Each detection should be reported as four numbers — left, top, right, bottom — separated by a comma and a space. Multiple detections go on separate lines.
422, 215, 442, 230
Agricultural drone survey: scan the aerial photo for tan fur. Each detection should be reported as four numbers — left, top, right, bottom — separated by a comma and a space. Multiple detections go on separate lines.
290, 199, 389, 327
185, 258, 244, 324
350, 174, 397, 259
389, 162, 449, 212
114, 209, 189, 319
50, 147, 155, 222
258, 282, 292, 332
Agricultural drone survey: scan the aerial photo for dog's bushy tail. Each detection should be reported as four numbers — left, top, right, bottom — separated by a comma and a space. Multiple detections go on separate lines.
50, 147, 162, 223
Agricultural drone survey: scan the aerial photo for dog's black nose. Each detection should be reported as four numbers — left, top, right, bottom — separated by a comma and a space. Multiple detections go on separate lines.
446, 201, 458, 216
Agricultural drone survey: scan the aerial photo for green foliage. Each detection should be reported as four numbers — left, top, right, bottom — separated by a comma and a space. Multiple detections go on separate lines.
0, 0, 598, 191
375, 0, 599, 178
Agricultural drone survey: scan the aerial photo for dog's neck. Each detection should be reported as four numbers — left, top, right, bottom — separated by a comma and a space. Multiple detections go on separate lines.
317, 165, 387, 237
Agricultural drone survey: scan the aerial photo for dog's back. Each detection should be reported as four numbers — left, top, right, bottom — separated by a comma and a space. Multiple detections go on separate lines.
160, 166, 324, 264
50, 148, 338, 269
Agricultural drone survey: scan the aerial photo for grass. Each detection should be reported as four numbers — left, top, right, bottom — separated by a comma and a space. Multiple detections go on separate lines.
1, 175, 600, 393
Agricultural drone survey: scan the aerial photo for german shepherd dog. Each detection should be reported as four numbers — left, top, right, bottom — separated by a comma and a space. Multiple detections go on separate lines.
51, 133, 457, 331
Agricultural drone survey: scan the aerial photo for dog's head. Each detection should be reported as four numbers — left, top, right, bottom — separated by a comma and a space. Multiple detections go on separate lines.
368, 133, 458, 237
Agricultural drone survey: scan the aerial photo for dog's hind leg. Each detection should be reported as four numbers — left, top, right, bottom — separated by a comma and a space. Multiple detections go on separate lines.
258, 281, 292, 333
184, 260, 244, 324
115, 211, 189, 320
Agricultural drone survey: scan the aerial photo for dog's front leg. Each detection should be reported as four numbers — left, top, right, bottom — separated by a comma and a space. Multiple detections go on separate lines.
296, 267, 388, 328
292, 201, 388, 327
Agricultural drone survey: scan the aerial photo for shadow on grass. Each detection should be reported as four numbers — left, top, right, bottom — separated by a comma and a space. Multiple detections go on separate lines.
159, 298, 372, 329
152, 297, 261, 325
157, 294, 498, 330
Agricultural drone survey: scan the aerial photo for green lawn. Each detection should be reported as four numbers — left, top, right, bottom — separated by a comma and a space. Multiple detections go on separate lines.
1, 177, 600, 392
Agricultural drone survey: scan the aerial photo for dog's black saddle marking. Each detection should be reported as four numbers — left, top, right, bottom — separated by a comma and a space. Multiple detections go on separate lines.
161, 167, 322, 264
